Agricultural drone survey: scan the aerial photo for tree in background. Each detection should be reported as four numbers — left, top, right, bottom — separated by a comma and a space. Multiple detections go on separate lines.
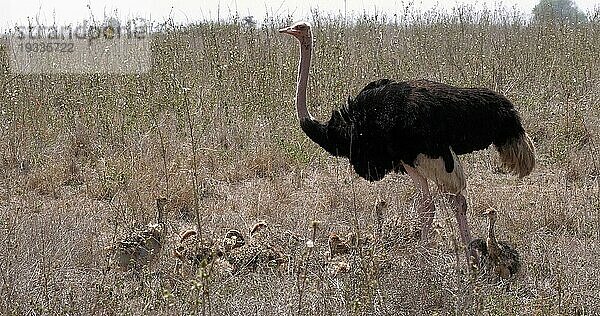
532, 0, 587, 24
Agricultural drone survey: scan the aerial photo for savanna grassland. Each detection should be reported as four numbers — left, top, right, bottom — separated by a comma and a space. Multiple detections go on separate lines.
1, 6, 600, 315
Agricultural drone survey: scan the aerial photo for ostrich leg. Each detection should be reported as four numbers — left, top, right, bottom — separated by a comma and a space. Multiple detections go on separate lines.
450, 193, 471, 245
403, 164, 435, 240
450, 192, 479, 265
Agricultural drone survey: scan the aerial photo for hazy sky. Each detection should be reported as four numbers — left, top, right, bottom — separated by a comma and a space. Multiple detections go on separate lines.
3, 0, 599, 27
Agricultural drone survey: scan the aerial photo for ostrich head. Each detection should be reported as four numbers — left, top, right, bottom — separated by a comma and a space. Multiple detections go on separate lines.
278, 21, 312, 45
223, 229, 245, 251
483, 209, 497, 225
375, 199, 388, 215
328, 233, 350, 258
156, 196, 168, 208
180, 229, 197, 242
251, 221, 268, 236
249, 221, 270, 244
328, 233, 342, 243
174, 229, 197, 261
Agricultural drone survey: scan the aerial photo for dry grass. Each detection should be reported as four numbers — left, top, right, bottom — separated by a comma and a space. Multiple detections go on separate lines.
1, 6, 600, 315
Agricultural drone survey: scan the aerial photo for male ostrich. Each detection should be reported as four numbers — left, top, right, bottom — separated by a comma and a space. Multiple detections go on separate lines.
469, 209, 521, 280
279, 22, 535, 260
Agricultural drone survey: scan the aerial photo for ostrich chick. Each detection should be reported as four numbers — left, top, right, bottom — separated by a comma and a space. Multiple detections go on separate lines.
225, 221, 285, 273
174, 229, 231, 277
469, 209, 521, 280
223, 229, 246, 251
111, 197, 167, 272
328, 233, 351, 258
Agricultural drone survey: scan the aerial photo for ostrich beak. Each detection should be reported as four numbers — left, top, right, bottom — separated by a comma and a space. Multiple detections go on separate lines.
278, 26, 298, 36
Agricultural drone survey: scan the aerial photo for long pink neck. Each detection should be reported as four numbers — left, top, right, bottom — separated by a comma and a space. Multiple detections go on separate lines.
296, 37, 314, 121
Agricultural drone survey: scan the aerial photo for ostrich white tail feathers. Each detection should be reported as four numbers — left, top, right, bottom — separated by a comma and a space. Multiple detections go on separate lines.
497, 132, 535, 178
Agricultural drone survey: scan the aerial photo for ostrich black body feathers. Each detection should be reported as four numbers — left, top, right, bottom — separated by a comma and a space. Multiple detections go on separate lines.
300, 79, 528, 181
